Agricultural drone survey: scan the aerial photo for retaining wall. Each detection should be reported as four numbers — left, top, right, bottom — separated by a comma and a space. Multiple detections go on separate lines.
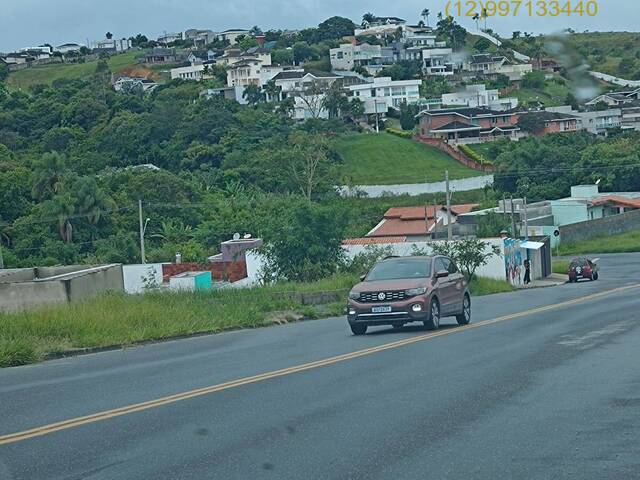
559, 209, 640, 244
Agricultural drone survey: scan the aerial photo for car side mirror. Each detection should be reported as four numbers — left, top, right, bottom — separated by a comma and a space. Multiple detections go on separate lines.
436, 270, 449, 279
360, 274, 366, 281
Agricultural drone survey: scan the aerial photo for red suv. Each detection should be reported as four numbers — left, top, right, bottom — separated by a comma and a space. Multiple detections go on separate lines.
346, 255, 471, 335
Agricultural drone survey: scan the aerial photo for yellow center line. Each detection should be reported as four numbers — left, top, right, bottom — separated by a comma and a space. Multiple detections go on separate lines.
1, 283, 638, 446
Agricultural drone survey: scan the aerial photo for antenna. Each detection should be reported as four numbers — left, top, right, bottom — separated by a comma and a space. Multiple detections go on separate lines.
233, 232, 240, 240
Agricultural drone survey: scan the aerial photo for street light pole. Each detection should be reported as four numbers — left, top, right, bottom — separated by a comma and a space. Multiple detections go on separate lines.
445, 170, 452, 240
138, 199, 146, 264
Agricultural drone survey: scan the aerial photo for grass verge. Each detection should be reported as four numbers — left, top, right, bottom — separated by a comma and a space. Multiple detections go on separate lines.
552, 260, 570, 275
334, 132, 480, 185
0, 273, 513, 368
468, 276, 514, 296
558, 231, 640, 256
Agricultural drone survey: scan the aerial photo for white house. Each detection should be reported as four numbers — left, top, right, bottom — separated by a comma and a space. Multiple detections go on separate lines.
217, 29, 251, 45
272, 70, 341, 120
157, 32, 183, 44
329, 43, 382, 71
171, 64, 207, 81
92, 38, 132, 52
442, 84, 518, 111
354, 16, 406, 36
225, 51, 277, 87
184, 29, 217, 46
54, 43, 84, 54
422, 48, 455, 76
346, 77, 422, 114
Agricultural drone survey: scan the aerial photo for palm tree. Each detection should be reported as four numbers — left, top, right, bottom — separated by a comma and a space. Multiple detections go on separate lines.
263, 79, 282, 102
106, 32, 113, 40
151, 220, 194, 244
362, 12, 375, 27
73, 177, 114, 226
42, 194, 75, 243
473, 13, 480, 30
421, 9, 430, 27
482, 8, 488, 30
31, 151, 67, 200
437, 11, 443, 21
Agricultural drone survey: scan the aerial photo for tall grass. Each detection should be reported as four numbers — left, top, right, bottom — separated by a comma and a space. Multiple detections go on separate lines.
558, 231, 640, 256
0, 273, 513, 368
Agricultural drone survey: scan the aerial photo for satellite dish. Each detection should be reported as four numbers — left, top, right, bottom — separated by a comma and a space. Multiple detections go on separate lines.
233, 232, 240, 240
243, 233, 252, 239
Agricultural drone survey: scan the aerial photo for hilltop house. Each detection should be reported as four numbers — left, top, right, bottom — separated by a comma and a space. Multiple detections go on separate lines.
422, 48, 455, 76
143, 48, 181, 64
216, 29, 250, 45
585, 89, 640, 107
442, 84, 518, 111
157, 32, 183, 44
54, 43, 84, 54
184, 29, 217, 46
271, 70, 341, 120
463, 53, 532, 80
346, 77, 421, 114
417, 107, 521, 143
329, 43, 383, 71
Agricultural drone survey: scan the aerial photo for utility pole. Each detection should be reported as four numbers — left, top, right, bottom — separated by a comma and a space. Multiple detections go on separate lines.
510, 196, 517, 239
138, 199, 146, 264
374, 98, 379, 133
445, 170, 452, 240
523, 196, 529, 240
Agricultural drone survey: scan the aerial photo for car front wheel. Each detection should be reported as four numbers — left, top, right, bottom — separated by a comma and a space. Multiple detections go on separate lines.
350, 323, 367, 335
424, 298, 440, 330
456, 294, 471, 326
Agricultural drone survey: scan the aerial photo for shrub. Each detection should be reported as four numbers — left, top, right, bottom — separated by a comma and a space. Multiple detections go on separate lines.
385, 127, 413, 139
458, 144, 491, 166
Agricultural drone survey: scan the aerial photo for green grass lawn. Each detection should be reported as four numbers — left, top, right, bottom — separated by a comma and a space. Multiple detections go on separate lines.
512, 79, 573, 107
552, 260, 570, 275
7, 50, 143, 89
335, 133, 481, 185
558, 231, 640, 256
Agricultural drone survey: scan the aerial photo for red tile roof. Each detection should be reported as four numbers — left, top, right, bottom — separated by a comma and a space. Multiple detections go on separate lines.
342, 236, 407, 246
365, 204, 478, 238
384, 204, 477, 220
591, 195, 640, 209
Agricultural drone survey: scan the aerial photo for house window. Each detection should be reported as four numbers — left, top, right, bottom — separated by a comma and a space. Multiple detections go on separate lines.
491, 117, 497, 125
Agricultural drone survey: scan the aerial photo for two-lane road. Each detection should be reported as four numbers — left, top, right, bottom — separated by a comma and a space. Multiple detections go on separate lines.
1, 253, 640, 479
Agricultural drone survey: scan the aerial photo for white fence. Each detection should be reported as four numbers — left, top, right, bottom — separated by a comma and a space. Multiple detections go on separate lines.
589, 71, 640, 88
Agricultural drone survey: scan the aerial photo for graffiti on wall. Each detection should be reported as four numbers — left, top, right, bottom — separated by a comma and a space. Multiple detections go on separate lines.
504, 238, 523, 285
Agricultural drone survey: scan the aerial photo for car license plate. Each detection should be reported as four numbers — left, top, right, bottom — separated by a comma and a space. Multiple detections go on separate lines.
372, 306, 392, 313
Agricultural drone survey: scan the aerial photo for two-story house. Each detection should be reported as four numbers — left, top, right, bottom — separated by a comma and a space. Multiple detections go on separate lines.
442, 84, 518, 111
271, 70, 341, 120
346, 77, 422, 114
329, 43, 383, 71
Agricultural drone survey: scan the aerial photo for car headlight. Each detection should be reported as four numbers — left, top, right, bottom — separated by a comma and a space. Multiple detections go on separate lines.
405, 287, 427, 296
348, 291, 360, 300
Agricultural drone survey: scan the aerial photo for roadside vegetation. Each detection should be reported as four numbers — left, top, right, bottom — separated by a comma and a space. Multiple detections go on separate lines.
552, 260, 570, 275
335, 132, 480, 185
558, 231, 640, 256
0, 271, 513, 368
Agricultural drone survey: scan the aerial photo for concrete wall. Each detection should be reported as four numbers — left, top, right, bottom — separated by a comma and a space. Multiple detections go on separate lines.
339, 175, 494, 198
0, 281, 68, 312
342, 239, 507, 280
64, 265, 124, 302
0, 268, 36, 283
0, 264, 124, 312
123, 264, 163, 294
559, 209, 640, 244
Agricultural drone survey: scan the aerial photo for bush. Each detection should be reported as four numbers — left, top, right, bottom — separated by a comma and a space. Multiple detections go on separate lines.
385, 127, 413, 139
458, 144, 491, 166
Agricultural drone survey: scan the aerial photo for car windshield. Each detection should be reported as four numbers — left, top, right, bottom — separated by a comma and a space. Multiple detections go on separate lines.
366, 259, 432, 281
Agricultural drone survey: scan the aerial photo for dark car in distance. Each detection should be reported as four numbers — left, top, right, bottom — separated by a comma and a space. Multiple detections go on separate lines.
568, 257, 599, 282
346, 256, 471, 335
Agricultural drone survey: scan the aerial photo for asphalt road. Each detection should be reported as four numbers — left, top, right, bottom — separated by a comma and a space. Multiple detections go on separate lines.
1, 253, 640, 479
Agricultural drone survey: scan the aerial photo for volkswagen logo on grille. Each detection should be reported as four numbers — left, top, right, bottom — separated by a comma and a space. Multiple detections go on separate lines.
377, 292, 386, 301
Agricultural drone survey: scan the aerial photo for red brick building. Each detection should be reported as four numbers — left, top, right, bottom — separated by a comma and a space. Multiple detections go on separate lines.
418, 107, 521, 142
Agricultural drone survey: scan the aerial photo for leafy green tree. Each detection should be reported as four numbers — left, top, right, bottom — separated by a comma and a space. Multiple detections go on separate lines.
258, 198, 347, 282
41, 193, 75, 243
430, 239, 498, 281
0, 62, 8, 82
517, 112, 547, 134
242, 84, 265, 105
293, 42, 314, 64
263, 79, 282, 102
521, 70, 545, 88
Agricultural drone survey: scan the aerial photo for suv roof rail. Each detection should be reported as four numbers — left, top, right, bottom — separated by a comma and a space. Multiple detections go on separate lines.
382, 255, 400, 260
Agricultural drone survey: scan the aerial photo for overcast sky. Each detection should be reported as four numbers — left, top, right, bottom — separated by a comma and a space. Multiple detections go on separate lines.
1, 0, 637, 51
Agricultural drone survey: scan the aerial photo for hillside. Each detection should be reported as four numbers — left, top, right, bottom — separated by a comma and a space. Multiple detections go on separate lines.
567, 31, 640, 79
6, 50, 151, 88
335, 132, 481, 185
